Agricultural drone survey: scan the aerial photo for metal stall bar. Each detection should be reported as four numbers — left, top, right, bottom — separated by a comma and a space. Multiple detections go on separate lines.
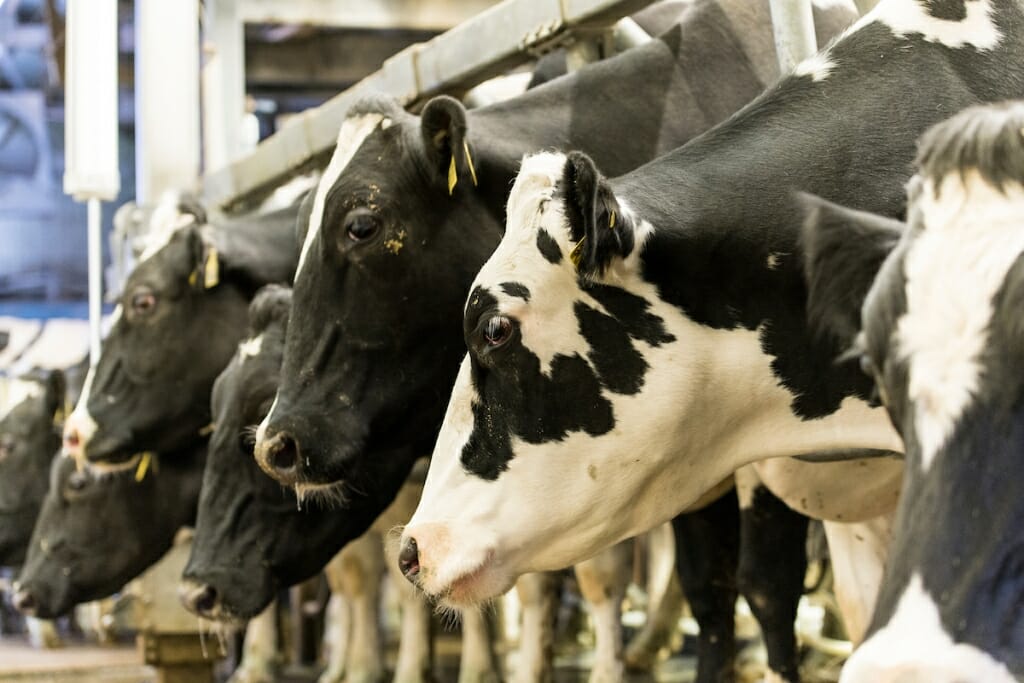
768, 0, 818, 74
203, 0, 656, 210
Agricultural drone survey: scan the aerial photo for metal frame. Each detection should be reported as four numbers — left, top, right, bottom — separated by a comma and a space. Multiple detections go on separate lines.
202, 0, 657, 209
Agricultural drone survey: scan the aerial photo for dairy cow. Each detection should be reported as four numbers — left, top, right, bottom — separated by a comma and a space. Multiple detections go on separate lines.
401, 0, 1024, 613
0, 370, 64, 567
182, 287, 502, 683
61, 194, 299, 469
803, 102, 1024, 682
12, 443, 206, 618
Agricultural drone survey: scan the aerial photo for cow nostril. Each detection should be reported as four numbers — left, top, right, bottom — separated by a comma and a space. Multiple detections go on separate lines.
270, 434, 298, 473
64, 429, 80, 449
182, 584, 219, 615
398, 538, 420, 582
13, 588, 37, 613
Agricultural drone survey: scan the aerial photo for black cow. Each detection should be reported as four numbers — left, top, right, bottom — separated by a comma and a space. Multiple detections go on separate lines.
12, 442, 206, 618
61, 195, 300, 469
401, 0, 1024, 617
802, 101, 1024, 682
180, 286, 403, 621
0, 370, 64, 567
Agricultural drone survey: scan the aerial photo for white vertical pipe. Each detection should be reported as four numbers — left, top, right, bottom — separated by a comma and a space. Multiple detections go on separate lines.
64, 0, 120, 365
202, 0, 246, 172
135, 0, 201, 203
768, 0, 818, 73
87, 199, 102, 365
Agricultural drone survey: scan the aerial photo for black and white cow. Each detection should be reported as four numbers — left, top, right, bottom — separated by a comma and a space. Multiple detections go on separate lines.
400, 0, 1024, 613
12, 442, 206, 618
802, 102, 1024, 682
61, 194, 300, 469
0, 370, 64, 567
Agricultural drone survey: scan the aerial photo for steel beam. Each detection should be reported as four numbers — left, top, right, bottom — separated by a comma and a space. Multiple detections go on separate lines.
203, 0, 656, 209
239, 0, 500, 31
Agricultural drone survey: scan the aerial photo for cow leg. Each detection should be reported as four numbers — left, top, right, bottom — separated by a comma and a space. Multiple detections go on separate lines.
821, 514, 893, 645
321, 534, 385, 683
574, 542, 631, 683
624, 522, 684, 670
672, 490, 741, 683
25, 617, 61, 649
228, 601, 280, 683
510, 572, 557, 683
458, 608, 500, 683
735, 467, 808, 683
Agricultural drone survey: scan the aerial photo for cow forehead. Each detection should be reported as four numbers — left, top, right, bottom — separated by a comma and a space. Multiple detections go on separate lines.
472, 152, 573, 296
894, 171, 1024, 470
295, 113, 390, 277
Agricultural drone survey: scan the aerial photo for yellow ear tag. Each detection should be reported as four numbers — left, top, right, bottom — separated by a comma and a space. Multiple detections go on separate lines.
463, 140, 478, 187
188, 271, 198, 287
569, 237, 586, 269
198, 422, 216, 437
135, 452, 153, 482
609, 210, 616, 229
203, 246, 220, 289
448, 155, 458, 195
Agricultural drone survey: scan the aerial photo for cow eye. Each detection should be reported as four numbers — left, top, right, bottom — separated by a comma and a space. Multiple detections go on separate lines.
131, 288, 157, 316
345, 209, 381, 242
483, 316, 514, 347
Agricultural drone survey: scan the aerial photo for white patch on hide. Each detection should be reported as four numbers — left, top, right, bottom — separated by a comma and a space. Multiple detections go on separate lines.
844, 0, 1001, 50
238, 335, 263, 361
897, 172, 1024, 471
793, 52, 836, 81
841, 574, 1016, 682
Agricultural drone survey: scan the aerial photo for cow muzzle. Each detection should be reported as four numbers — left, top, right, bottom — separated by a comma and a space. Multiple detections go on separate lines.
398, 523, 509, 606
177, 579, 223, 619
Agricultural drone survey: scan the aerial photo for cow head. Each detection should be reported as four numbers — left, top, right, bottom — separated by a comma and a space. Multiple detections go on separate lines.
12, 444, 205, 618
804, 102, 1024, 681
63, 197, 261, 469
255, 96, 501, 495
399, 152, 728, 603
182, 285, 407, 620
0, 370, 64, 566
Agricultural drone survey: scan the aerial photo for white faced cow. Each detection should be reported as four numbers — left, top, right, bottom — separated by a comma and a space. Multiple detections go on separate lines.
402, 0, 1024, 609
803, 101, 1024, 682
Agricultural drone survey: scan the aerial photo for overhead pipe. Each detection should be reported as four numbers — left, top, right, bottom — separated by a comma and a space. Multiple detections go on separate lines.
63, 0, 120, 365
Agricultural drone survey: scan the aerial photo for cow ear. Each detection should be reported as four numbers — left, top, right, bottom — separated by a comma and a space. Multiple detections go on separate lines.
179, 225, 221, 291
247, 284, 293, 336
420, 96, 478, 195
800, 193, 904, 345
563, 151, 635, 278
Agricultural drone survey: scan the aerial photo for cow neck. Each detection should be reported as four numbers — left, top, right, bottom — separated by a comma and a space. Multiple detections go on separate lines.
152, 437, 208, 526
470, 4, 770, 217
204, 206, 300, 290
610, 15, 1024, 416
873, 401, 1024, 668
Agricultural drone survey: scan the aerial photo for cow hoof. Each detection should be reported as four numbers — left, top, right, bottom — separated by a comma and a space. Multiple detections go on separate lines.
27, 620, 63, 649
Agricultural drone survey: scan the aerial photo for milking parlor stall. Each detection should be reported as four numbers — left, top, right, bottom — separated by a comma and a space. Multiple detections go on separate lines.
4, 0, 1024, 681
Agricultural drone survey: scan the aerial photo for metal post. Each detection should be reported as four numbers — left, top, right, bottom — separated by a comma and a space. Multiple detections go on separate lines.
768, 0, 818, 73
202, 0, 246, 172
853, 0, 880, 14
87, 199, 102, 366
135, 0, 201, 203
